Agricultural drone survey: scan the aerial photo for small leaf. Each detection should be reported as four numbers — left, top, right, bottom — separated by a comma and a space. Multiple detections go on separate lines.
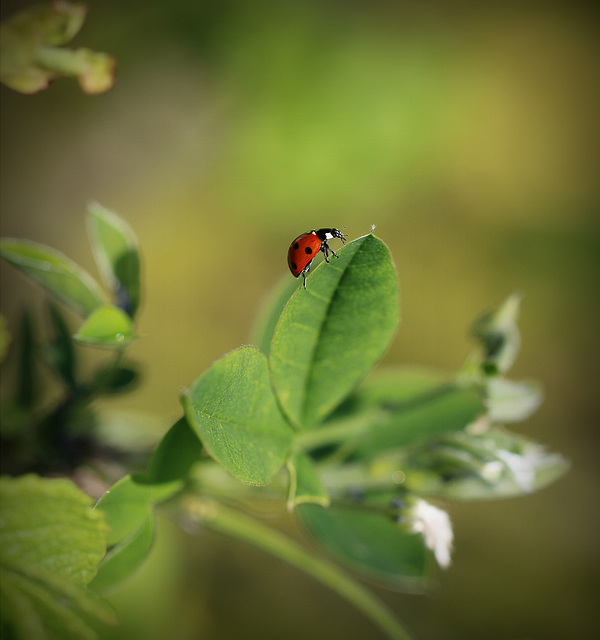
0, 238, 105, 317
144, 418, 204, 484
0, 475, 116, 640
92, 471, 185, 593
297, 501, 429, 591
249, 274, 300, 355
87, 203, 141, 317
182, 346, 294, 486
47, 47, 115, 95
74, 305, 136, 348
286, 452, 330, 510
95, 475, 182, 548
485, 377, 542, 423
88, 515, 154, 594
470, 292, 522, 375
0, 3, 115, 95
270, 234, 399, 429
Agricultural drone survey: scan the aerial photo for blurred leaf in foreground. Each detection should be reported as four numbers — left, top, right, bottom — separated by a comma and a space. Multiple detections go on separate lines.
0, 475, 116, 640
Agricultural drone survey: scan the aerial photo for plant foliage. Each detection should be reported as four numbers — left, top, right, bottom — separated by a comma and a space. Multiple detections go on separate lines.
0, 203, 568, 640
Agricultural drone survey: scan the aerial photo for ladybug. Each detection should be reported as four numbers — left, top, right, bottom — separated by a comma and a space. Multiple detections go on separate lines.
288, 228, 346, 288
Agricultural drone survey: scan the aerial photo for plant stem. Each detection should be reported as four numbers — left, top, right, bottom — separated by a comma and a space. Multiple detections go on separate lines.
184, 497, 415, 640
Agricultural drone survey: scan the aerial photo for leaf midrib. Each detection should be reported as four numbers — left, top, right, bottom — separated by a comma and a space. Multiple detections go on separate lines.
298, 237, 369, 427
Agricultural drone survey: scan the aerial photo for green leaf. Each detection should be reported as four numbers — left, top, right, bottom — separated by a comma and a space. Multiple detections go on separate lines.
405, 427, 569, 500
42, 304, 77, 388
182, 346, 294, 485
470, 292, 522, 375
249, 274, 301, 355
91, 469, 185, 593
0, 475, 106, 583
0, 475, 116, 640
144, 418, 204, 484
329, 368, 486, 457
0, 2, 86, 94
74, 305, 136, 348
88, 515, 154, 595
0, 238, 105, 317
0, 3, 115, 95
270, 234, 399, 429
87, 203, 141, 318
95, 475, 181, 548
34, 46, 116, 95
485, 377, 542, 423
286, 452, 330, 510
297, 501, 428, 591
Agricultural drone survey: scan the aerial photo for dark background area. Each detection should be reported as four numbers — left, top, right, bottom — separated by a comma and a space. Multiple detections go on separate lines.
1, 1, 598, 638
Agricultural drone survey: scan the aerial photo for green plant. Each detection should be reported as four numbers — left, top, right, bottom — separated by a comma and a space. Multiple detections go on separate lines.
0, 1, 115, 94
0, 204, 568, 640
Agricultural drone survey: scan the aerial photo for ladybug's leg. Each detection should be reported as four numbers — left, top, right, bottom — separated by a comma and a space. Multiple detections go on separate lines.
301, 264, 310, 288
321, 241, 339, 263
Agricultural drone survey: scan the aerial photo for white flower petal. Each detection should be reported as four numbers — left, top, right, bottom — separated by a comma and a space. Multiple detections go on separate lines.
496, 444, 563, 493
409, 499, 454, 569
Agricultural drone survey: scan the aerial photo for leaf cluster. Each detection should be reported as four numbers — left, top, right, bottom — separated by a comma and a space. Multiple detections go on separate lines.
0, 204, 141, 475
0, 207, 568, 640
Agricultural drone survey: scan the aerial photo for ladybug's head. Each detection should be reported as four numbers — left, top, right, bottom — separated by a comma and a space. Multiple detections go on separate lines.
315, 228, 346, 244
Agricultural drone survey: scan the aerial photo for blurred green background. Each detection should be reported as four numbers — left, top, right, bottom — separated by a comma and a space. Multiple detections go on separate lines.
1, 1, 598, 639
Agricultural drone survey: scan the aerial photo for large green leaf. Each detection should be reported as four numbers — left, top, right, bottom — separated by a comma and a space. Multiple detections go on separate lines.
182, 346, 294, 486
87, 203, 141, 318
249, 274, 301, 355
0, 475, 116, 640
0, 238, 105, 317
297, 501, 429, 591
270, 234, 399, 429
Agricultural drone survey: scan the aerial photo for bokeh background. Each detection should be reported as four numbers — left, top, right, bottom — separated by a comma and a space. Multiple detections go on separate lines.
1, 1, 599, 639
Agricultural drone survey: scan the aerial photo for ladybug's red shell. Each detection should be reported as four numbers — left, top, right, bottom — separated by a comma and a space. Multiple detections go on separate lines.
287, 231, 322, 277
287, 227, 346, 288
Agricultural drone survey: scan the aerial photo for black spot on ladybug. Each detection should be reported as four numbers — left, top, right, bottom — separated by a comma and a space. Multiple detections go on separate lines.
293, 242, 300, 250
304, 247, 313, 255
290, 262, 297, 270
